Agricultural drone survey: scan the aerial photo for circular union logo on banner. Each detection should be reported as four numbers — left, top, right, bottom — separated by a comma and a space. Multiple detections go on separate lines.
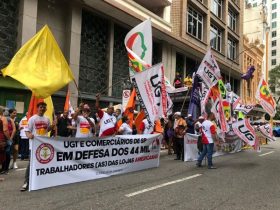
36, 143, 55, 164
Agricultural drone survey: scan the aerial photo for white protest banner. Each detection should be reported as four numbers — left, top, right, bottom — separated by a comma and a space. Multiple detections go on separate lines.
234, 103, 255, 115
258, 124, 275, 141
122, 90, 131, 111
183, 133, 242, 162
184, 133, 199, 161
29, 134, 162, 191
200, 82, 210, 115
124, 19, 152, 74
229, 92, 241, 110
196, 49, 221, 88
131, 63, 167, 131
256, 77, 276, 117
232, 119, 256, 146
211, 96, 229, 132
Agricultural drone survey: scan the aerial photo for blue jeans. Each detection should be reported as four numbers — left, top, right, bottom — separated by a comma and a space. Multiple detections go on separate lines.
197, 143, 214, 167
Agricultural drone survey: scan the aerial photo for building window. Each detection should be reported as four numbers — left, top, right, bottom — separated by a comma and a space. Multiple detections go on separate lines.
228, 38, 236, 60
271, 59, 276, 66
211, 0, 222, 18
272, 31, 277, 38
272, 50, 277, 56
272, 40, 277, 47
272, 22, 277, 29
228, 9, 237, 32
272, 12, 277, 19
210, 24, 222, 52
187, 7, 203, 40
272, 3, 277, 10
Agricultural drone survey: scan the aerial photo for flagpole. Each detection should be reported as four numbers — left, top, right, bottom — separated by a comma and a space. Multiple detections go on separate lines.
180, 87, 191, 113
73, 79, 83, 102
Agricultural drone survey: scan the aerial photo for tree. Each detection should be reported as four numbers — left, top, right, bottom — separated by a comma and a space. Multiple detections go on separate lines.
269, 65, 280, 120
269, 64, 280, 95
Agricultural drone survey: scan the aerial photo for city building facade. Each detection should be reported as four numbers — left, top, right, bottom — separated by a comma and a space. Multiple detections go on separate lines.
0, 0, 244, 115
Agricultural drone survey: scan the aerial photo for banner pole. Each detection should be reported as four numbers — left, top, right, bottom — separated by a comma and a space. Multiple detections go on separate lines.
180, 87, 191, 113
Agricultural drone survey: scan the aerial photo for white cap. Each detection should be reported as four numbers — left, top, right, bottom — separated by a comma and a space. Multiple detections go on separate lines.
188, 114, 192, 117
174, 112, 181, 116
198, 116, 204, 120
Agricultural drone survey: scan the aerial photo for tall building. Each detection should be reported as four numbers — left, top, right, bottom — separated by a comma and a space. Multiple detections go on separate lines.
0, 0, 244, 115
267, 0, 280, 70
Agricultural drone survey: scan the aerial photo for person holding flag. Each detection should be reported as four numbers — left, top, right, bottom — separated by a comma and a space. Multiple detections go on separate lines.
95, 93, 117, 137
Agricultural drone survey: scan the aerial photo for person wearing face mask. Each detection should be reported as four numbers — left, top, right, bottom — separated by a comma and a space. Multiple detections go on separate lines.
72, 104, 95, 138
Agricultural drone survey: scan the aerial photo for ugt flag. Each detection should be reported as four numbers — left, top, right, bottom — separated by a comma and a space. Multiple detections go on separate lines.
196, 49, 221, 88
232, 119, 256, 146
131, 63, 167, 131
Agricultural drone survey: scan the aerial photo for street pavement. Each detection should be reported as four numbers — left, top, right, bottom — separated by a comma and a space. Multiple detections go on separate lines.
1, 139, 280, 210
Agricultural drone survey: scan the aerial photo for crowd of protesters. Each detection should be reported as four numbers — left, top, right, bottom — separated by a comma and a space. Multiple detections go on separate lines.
0, 91, 224, 190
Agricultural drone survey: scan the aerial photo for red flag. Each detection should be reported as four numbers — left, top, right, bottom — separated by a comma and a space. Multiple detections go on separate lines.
27, 93, 44, 119
123, 89, 136, 127
135, 110, 146, 134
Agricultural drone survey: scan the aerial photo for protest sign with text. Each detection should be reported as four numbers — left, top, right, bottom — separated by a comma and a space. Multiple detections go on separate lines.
131, 63, 167, 132
30, 134, 162, 191
196, 50, 221, 88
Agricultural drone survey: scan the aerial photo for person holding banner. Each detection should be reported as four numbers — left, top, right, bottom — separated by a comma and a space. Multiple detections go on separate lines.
196, 112, 219, 169
73, 104, 95, 138
95, 93, 117, 137
118, 116, 132, 135
20, 102, 55, 192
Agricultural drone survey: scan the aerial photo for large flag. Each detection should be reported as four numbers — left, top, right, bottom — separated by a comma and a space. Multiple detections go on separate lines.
232, 119, 256, 146
256, 77, 276, 117
131, 63, 167, 131
241, 65, 255, 81
234, 103, 255, 115
188, 75, 200, 119
64, 88, 74, 117
229, 92, 241, 110
1, 25, 74, 98
200, 81, 210, 116
210, 85, 228, 132
218, 80, 231, 120
258, 124, 275, 141
124, 19, 152, 74
123, 89, 137, 128
196, 49, 221, 88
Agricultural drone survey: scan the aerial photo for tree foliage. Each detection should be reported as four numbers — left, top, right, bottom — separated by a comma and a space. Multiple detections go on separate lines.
269, 65, 280, 120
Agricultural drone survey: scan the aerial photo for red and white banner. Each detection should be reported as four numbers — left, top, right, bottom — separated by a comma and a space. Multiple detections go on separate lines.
256, 77, 276, 117
122, 90, 131, 111
232, 119, 256, 146
258, 124, 275, 141
229, 92, 241, 110
30, 134, 162, 191
184, 133, 199, 161
196, 49, 221, 88
131, 63, 167, 130
200, 82, 210, 115
234, 103, 255, 115
211, 96, 229, 132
